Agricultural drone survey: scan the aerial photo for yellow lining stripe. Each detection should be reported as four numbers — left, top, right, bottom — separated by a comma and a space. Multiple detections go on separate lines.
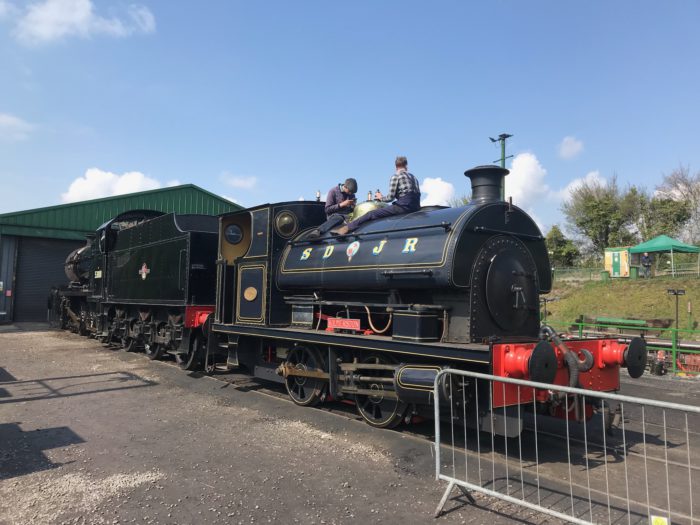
397, 365, 442, 391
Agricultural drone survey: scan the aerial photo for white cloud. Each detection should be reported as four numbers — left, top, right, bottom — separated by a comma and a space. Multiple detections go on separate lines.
222, 195, 238, 204
558, 136, 584, 160
0, 0, 18, 18
61, 168, 162, 203
557, 170, 606, 203
11, 0, 155, 46
505, 152, 551, 211
0, 113, 34, 141
420, 177, 455, 206
165, 179, 181, 187
222, 173, 258, 190
505, 152, 609, 232
126, 5, 155, 33
504, 152, 563, 231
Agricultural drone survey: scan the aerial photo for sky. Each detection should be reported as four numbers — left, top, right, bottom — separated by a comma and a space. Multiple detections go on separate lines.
1, 1, 699, 232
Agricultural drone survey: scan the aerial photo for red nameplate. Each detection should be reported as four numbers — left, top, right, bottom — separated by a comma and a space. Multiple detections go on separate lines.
327, 318, 361, 331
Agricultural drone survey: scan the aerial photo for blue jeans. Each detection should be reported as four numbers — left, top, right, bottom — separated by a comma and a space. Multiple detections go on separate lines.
318, 213, 348, 234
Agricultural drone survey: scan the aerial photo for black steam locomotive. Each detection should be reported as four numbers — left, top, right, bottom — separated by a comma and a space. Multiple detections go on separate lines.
54, 210, 218, 364
54, 165, 646, 431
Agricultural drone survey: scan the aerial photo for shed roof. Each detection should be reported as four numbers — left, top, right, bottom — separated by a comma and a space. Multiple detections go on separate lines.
0, 184, 241, 240
629, 235, 700, 254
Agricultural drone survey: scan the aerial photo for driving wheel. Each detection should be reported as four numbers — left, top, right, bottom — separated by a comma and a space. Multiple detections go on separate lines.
284, 345, 326, 407
355, 355, 407, 429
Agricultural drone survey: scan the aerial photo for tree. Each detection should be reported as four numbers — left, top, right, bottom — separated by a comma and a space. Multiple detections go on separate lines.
561, 176, 638, 253
545, 225, 579, 267
635, 192, 691, 241
655, 165, 700, 243
449, 194, 471, 207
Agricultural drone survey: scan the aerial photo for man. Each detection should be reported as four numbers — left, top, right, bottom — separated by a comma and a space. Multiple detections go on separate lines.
641, 252, 652, 278
325, 178, 357, 219
307, 178, 357, 238
335, 156, 420, 235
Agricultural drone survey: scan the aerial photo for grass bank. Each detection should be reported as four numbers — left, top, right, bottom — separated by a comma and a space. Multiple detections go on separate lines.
544, 276, 700, 328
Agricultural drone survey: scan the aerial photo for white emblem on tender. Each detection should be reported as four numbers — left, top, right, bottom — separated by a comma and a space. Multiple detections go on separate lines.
139, 263, 151, 280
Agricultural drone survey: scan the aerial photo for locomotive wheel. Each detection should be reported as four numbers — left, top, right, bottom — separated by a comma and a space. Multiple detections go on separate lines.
355, 355, 407, 429
177, 333, 203, 371
120, 319, 139, 351
144, 343, 164, 361
122, 337, 138, 352
102, 328, 116, 346
284, 345, 326, 407
145, 323, 167, 361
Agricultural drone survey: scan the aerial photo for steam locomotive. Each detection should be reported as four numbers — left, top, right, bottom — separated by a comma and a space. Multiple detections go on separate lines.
54, 210, 218, 363
54, 165, 646, 432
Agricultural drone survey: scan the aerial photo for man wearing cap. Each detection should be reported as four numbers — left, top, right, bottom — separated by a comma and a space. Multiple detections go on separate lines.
335, 156, 420, 235
641, 252, 652, 279
307, 178, 358, 238
325, 178, 357, 219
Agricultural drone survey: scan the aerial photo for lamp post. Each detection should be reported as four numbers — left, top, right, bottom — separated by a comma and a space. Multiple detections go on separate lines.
667, 289, 686, 330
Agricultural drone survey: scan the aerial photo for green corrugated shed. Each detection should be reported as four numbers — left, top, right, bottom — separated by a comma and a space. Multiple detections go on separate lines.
0, 184, 242, 240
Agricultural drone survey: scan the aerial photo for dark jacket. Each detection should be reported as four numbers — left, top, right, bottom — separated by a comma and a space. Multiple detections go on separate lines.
325, 184, 355, 218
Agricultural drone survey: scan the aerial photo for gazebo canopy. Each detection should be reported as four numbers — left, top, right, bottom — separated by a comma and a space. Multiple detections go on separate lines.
629, 235, 700, 254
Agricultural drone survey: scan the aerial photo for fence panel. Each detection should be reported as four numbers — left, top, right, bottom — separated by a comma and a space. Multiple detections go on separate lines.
433, 369, 700, 524
552, 268, 603, 282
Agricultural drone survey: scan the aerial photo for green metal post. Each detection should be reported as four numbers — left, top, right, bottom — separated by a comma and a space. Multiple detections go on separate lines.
672, 329, 678, 375
578, 322, 583, 338
500, 140, 506, 169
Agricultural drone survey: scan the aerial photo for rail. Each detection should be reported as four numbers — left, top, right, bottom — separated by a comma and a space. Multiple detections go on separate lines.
433, 368, 700, 524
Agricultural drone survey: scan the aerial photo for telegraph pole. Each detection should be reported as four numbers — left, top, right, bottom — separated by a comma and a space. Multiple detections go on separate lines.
489, 133, 513, 200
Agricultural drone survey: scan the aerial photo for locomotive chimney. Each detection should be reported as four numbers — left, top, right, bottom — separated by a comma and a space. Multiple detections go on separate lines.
464, 165, 509, 204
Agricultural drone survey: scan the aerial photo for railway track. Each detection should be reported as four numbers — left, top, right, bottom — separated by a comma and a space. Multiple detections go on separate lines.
134, 344, 700, 471
99, 341, 700, 523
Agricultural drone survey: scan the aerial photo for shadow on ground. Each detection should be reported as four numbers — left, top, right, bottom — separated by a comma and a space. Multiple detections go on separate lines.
0, 370, 157, 405
0, 422, 85, 480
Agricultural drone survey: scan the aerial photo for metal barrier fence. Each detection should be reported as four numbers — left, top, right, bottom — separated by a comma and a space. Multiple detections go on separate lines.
433, 369, 700, 524
655, 263, 700, 278
550, 264, 700, 281
552, 268, 604, 282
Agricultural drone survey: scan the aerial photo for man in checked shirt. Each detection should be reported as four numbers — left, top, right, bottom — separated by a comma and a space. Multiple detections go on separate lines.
335, 156, 421, 235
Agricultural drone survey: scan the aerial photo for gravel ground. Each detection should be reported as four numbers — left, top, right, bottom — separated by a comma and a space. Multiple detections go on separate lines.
0, 328, 542, 525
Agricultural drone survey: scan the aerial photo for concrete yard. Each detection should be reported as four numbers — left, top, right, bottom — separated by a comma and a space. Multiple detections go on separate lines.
3, 327, 700, 525
0, 327, 532, 525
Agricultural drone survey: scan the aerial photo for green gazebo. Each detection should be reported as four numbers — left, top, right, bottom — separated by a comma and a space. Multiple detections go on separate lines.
630, 235, 700, 277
